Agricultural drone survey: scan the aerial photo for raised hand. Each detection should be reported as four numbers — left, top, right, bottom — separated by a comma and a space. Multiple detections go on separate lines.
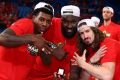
27, 34, 47, 55
42, 41, 68, 60
90, 45, 107, 64
31, 34, 46, 50
54, 71, 67, 80
73, 50, 87, 67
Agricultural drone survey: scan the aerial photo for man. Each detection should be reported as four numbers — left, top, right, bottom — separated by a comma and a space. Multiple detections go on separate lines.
0, 2, 54, 80
99, 6, 120, 41
73, 19, 120, 80
91, 16, 100, 27
27, 5, 80, 80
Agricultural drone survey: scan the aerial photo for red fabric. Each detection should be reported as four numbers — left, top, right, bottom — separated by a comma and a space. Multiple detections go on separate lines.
99, 22, 120, 41
87, 38, 119, 80
0, 18, 36, 80
28, 18, 78, 80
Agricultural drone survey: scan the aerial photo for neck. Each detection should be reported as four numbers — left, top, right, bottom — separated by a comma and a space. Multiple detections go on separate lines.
104, 19, 111, 26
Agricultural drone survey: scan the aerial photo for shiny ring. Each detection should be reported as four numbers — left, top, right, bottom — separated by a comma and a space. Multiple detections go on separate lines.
42, 48, 45, 51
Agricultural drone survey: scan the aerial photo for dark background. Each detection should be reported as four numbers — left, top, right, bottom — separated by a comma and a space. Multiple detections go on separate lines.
0, 0, 120, 31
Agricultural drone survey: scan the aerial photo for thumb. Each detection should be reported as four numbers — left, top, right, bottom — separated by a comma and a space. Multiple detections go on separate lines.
82, 49, 87, 58
36, 33, 43, 37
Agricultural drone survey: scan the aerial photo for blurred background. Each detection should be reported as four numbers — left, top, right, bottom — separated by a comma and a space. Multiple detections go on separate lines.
0, 0, 120, 32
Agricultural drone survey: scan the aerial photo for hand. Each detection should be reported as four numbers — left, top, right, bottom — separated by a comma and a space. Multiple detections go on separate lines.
54, 72, 67, 80
27, 34, 47, 55
52, 43, 67, 60
73, 50, 87, 67
90, 45, 107, 64
27, 44, 39, 55
40, 41, 67, 60
32, 34, 46, 50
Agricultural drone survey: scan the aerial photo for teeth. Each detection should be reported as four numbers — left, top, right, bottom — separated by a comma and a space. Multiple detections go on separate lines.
68, 29, 72, 32
41, 32, 43, 34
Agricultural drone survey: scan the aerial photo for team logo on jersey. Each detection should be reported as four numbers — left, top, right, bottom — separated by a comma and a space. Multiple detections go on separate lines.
103, 30, 111, 37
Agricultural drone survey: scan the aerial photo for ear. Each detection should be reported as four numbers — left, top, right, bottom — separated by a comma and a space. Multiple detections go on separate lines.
111, 13, 114, 17
32, 15, 36, 20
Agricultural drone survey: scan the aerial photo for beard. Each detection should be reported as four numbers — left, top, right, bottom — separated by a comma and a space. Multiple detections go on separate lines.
61, 26, 77, 39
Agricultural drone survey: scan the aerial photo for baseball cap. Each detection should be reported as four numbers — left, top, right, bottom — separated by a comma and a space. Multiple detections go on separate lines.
77, 19, 95, 31
91, 16, 100, 25
61, 5, 80, 17
103, 6, 114, 13
34, 2, 54, 16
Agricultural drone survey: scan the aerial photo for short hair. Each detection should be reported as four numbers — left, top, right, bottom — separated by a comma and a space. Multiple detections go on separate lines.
33, 2, 54, 16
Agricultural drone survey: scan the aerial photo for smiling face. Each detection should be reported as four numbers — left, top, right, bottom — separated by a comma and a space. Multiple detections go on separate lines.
61, 15, 79, 38
78, 25, 95, 45
33, 11, 52, 34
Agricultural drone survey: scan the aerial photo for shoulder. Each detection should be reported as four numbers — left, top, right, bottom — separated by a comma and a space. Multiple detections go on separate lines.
99, 24, 104, 30
10, 18, 33, 28
101, 38, 119, 47
111, 22, 120, 27
13, 18, 32, 24
9, 18, 34, 35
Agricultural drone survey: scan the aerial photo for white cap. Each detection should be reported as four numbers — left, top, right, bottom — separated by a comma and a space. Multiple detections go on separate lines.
91, 16, 100, 25
103, 6, 114, 13
61, 5, 80, 17
34, 2, 54, 15
77, 19, 95, 31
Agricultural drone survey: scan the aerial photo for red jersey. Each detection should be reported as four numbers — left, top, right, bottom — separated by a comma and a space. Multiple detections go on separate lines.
87, 38, 119, 80
0, 18, 36, 80
99, 22, 120, 41
28, 18, 78, 80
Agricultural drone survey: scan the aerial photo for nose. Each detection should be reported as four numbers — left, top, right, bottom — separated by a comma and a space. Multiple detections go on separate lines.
42, 21, 47, 27
83, 33, 88, 39
67, 23, 72, 28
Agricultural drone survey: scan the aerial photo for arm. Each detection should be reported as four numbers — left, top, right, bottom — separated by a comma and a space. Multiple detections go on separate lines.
73, 52, 115, 80
79, 70, 90, 80
81, 62, 115, 80
0, 28, 44, 47
69, 65, 81, 80
90, 45, 107, 64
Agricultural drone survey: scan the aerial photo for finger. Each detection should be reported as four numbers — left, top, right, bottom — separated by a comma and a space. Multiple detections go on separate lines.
100, 54, 105, 57
97, 49, 107, 55
101, 45, 106, 48
100, 45, 107, 50
100, 50, 107, 54
54, 72, 57, 78
44, 44, 53, 53
58, 74, 61, 78
44, 40, 51, 44
101, 47, 107, 51
71, 59, 77, 65
36, 34, 43, 37
82, 49, 87, 58
41, 47, 50, 54
71, 59, 75, 62
73, 55, 77, 60
74, 52, 79, 57
71, 61, 78, 65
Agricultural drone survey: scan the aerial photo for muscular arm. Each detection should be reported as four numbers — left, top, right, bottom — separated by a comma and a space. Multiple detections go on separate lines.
80, 62, 115, 80
0, 28, 35, 47
74, 52, 115, 80
79, 70, 90, 80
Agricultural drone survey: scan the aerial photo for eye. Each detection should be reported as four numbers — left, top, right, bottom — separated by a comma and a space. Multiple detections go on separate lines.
46, 20, 51, 25
79, 32, 83, 35
39, 17, 45, 22
86, 30, 89, 33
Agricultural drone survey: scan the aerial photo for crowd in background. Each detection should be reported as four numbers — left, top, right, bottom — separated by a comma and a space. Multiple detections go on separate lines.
0, 0, 120, 32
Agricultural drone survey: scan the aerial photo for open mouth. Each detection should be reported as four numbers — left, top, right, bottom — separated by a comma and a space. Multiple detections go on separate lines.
67, 29, 72, 32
